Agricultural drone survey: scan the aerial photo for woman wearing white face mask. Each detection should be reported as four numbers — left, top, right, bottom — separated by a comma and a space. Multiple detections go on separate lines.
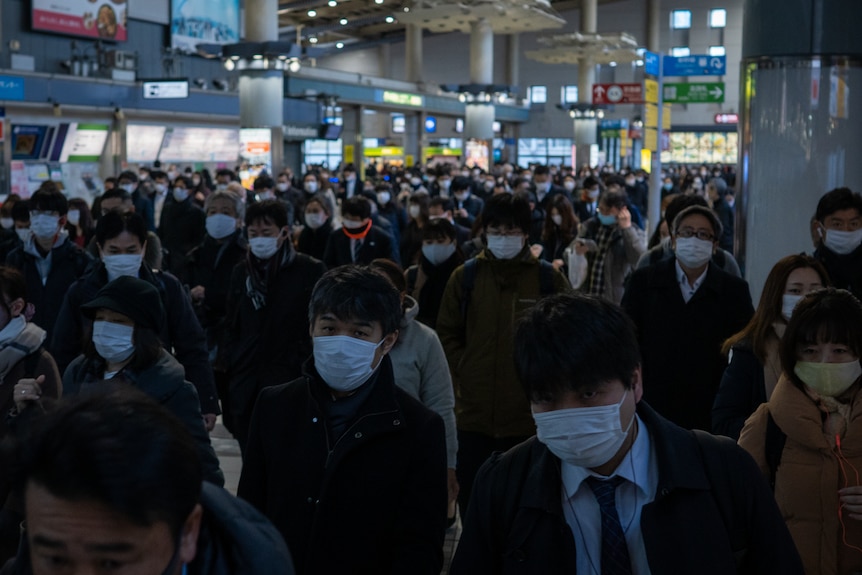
158, 175, 206, 280
400, 192, 430, 266
713, 255, 830, 439
62, 275, 224, 486
296, 195, 333, 261
63, 197, 94, 249
405, 219, 464, 330
739, 288, 862, 575
374, 184, 407, 247
540, 195, 578, 274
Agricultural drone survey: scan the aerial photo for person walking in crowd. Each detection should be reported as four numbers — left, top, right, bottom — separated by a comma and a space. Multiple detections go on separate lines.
295, 194, 334, 261
238, 265, 447, 575
0, 200, 28, 263
59, 276, 223, 485
540, 195, 578, 272
573, 176, 601, 222
713, 255, 829, 439
812, 187, 862, 300
158, 174, 206, 281
5, 186, 93, 344
0, 390, 294, 575
185, 190, 247, 355
87, 187, 164, 269
405, 218, 464, 329
450, 176, 484, 228
437, 193, 570, 513
220, 200, 326, 450
428, 197, 472, 245
63, 197, 94, 249
50, 211, 220, 429
451, 293, 803, 574
323, 196, 396, 268
739, 288, 862, 575
707, 177, 735, 253
573, 190, 646, 303
622, 205, 754, 430
117, 170, 155, 231
375, 183, 407, 246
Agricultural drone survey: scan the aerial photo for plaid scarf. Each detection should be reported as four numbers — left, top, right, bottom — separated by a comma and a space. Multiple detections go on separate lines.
587, 224, 616, 297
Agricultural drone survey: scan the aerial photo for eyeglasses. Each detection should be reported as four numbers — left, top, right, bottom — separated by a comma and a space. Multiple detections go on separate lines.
485, 228, 524, 237
675, 227, 715, 242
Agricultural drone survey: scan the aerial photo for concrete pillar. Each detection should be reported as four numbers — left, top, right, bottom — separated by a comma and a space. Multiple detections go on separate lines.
573, 0, 598, 168
470, 19, 493, 85
404, 113, 420, 166
646, 0, 660, 52
506, 34, 520, 87
405, 24, 423, 83
739, 0, 862, 300
240, 0, 282, 171
581, 0, 597, 34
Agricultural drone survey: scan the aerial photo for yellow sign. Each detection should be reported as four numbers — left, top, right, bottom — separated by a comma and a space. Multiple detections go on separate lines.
406, 155, 415, 167
645, 103, 658, 128
663, 105, 672, 130
382, 90, 424, 107
640, 149, 652, 171
645, 79, 659, 104
424, 147, 463, 157
644, 128, 658, 152
344, 145, 355, 164
364, 146, 404, 157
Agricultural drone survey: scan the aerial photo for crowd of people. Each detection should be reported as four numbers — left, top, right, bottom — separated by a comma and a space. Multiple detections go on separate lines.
0, 157, 859, 574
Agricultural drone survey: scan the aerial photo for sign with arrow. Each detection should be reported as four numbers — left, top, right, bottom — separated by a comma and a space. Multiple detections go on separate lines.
663, 55, 726, 76
592, 83, 644, 105
663, 82, 725, 104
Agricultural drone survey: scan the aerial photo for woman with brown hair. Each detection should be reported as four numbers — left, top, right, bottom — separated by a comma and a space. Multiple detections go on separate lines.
539, 194, 578, 272
712, 254, 830, 439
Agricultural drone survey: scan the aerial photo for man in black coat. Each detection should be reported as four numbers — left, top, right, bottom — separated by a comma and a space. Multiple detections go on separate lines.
622, 206, 754, 431
451, 293, 802, 575
449, 176, 485, 228
323, 196, 397, 267
811, 187, 862, 300
220, 200, 326, 450
117, 170, 155, 231
5, 187, 93, 343
158, 175, 206, 281
238, 266, 447, 575
428, 197, 472, 245
707, 177, 735, 253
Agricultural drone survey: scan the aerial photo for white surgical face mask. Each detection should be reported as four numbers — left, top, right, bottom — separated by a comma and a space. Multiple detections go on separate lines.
439, 179, 451, 190
422, 243, 456, 266
532, 391, 633, 468
823, 228, 862, 255
305, 181, 319, 194
249, 236, 279, 260
15, 228, 31, 243
0, 218, 13, 230
782, 294, 804, 321
486, 234, 524, 260
102, 254, 143, 282
795, 360, 862, 397
342, 219, 366, 230
552, 214, 563, 226
29, 214, 60, 240
313, 335, 383, 392
564, 181, 576, 192
155, 183, 168, 195
588, 188, 600, 200
193, 177, 202, 186
675, 236, 713, 269
92, 321, 136, 364
205, 214, 237, 240
67, 210, 81, 227
454, 191, 470, 202
411, 177, 422, 187
121, 183, 135, 194
305, 212, 327, 229
257, 190, 275, 201
172, 188, 189, 203
409, 205, 421, 219
377, 192, 391, 205
276, 182, 289, 192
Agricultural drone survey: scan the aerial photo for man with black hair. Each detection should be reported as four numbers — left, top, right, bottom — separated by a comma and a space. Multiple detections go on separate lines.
150, 169, 171, 227
0, 389, 294, 575
707, 177, 734, 253
220, 200, 326, 450
86, 188, 164, 270
158, 175, 206, 280
338, 164, 363, 201
449, 176, 484, 228
238, 265, 447, 575
533, 164, 569, 208
429, 197, 471, 245
451, 293, 802, 574
574, 190, 646, 304
117, 170, 155, 231
323, 196, 396, 267
437, 193, 569, 512
214, 168, 236, 191
812, 187, 862, 300
0, 201, 30, 263
574, 176, 601, 222
5, 189, 92, 342
622, 205, 753, 430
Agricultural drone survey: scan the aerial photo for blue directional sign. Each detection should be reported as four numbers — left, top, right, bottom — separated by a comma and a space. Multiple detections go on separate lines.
663, 55, 726, 77
0, 76, 24, 101
644, 51, 660, 77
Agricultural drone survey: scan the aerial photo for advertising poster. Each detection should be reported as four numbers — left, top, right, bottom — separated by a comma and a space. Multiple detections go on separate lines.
59, 124, 110, 162
33, 0, 128, 41
171, 0, 240, 54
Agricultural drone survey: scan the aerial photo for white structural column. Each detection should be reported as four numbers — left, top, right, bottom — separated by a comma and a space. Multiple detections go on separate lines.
465, 18, 494, 147
405, 24, 423, 83
240, 0, 283, 169
574, 0, 598, 167
647, 0, 662, 231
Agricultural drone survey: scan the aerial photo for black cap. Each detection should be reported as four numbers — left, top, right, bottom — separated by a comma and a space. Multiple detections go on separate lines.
81, 276, 165, 332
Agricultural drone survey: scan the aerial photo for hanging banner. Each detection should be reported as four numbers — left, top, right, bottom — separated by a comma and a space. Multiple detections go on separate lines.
32, 0, 128, 41
171, 0, 240, 54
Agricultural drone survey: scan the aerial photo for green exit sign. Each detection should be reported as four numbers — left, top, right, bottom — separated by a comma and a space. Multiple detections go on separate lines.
663, 82, 725, 104
382, 90, 424, 107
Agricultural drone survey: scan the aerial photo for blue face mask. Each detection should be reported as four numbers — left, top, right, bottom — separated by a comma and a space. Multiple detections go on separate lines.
597, 213, 617, 226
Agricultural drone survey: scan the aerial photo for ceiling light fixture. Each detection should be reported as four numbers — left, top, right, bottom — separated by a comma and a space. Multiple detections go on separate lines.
309, 36, 319, 44
336, 42, 344, 49
307, 9, 317, 17
340, 18, 348, 25
328, 0, 338, 5
385, 15, 395, 23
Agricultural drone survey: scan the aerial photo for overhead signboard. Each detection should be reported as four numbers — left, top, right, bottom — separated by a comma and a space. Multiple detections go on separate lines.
381, 90, 424, 107
59, 123, 110, 162
663, 55, 726, 76
142, 79, 189, 99
33, 0, 128, 41
171, 0, 240, 54
663, 82, 726, 104
126, 125, 167, 163
644, 51, 660, 77
714, 113, 739, 124
0, 76, 25, 101
158, 127, 239, 162
592, 83, 644, 105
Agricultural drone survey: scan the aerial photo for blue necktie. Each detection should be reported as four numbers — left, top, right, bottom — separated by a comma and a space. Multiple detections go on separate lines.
586, 476, 632, 575
353, 238, 363, 263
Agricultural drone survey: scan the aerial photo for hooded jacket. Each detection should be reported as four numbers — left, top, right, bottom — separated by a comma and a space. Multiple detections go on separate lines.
63, 350, 224, 487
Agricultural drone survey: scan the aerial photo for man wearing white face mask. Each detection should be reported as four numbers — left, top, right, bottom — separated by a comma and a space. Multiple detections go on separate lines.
337, 164, 363, 201
117, 171, 156, 232
622, 206, 754, 431
450, 176, 484, 228
221, 200, 325, 450
451, 293, 803, 574
6, 186, 93, 345
437, 194, 569, 512
157, 175, 205, 281
812, 187, 862, 301
238, 265, 447, 574
323, 196, 396, 268
405, 218, 464, 329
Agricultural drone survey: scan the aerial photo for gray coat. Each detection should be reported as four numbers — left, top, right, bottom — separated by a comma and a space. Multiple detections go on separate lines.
575, 218, 647, 304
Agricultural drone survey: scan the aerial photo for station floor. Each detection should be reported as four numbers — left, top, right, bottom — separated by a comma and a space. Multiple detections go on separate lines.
210, 420, 462, 574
